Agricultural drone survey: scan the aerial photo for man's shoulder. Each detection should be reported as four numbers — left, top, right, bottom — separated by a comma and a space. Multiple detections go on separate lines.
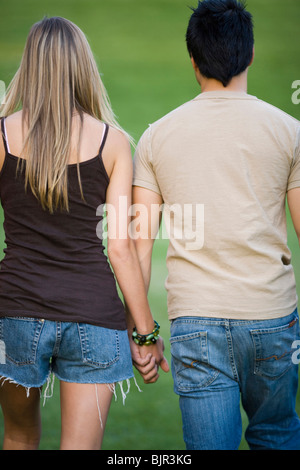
150, 97, 198, 129
251, 96, 299, 126
137, 98, 197, 146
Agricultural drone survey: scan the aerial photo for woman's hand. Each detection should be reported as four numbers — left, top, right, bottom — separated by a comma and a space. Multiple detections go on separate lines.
130, 336, 169, 384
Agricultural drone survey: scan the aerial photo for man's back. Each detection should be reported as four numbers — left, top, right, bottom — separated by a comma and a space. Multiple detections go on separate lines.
132, 0, 300, 450
133, 91, 300, 320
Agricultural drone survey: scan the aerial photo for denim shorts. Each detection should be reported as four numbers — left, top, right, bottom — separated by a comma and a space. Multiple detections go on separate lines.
0, 317, 134, 396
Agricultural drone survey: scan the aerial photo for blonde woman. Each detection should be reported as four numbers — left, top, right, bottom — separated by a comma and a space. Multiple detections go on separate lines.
0, 17, 168, 450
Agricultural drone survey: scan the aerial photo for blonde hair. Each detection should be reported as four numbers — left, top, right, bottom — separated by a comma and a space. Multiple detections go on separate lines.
0, 17, 132, 212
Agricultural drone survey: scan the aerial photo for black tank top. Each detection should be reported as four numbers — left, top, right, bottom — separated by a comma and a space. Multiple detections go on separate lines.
0, 118, 126, 329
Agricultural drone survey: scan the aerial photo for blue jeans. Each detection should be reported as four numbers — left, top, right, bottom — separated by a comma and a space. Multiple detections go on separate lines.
170, 310, 300, 450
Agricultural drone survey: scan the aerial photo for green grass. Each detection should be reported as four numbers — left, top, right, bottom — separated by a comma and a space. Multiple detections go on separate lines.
0, 0, 299, 450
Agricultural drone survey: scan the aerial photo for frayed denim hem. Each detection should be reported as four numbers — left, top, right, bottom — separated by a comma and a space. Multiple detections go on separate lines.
0, 372, 58, 406
0, 373, 142, 426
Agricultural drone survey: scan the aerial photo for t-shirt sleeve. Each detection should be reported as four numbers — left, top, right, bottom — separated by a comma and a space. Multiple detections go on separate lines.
133, 126, 162, 195
288, 127, 300, 191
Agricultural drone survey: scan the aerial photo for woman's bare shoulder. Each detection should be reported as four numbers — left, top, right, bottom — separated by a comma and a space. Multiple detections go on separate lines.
105, 125, 131, 152
5, 110, 23, 124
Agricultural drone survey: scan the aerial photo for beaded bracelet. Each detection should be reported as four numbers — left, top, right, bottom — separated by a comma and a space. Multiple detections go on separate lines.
132, 321, 160, 346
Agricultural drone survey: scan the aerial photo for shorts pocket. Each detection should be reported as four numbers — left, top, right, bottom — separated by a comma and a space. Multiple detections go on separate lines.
78, 324, 120, 368
250, 315, 299, 379
170, 330, 219, 392
0, 317, 43, 365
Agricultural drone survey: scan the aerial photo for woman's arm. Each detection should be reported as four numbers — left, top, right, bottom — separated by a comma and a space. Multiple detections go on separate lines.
105, 129, 154, 334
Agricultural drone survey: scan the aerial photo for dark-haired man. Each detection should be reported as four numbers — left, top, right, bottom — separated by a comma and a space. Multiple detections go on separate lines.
131, 0, 300, 450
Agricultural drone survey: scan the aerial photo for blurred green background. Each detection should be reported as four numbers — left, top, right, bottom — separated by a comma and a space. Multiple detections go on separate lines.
0, 0, 299, 450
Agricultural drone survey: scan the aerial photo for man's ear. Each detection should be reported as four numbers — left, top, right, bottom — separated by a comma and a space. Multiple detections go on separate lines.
190, 56, 203, 87
191, 56, 198, 72
249, 47, 255, 66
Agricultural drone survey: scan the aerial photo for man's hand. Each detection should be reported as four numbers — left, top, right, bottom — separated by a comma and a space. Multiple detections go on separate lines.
130, 336, 170, 384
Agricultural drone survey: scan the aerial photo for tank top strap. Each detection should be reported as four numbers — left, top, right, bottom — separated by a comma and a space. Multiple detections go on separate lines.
98, 123, 109, 157
1, 118, 9, 154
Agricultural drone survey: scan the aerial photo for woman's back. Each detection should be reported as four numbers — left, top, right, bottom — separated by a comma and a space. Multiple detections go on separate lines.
0, 113, 126, 329
0, 17, 165, 451
1, 111, 112, 167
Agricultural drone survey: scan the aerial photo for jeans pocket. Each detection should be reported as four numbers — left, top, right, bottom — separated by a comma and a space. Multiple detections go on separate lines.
170, 330, 219, 392
78, 324, 120, 368
250, 315, 299, 379
0, 317, 43, 365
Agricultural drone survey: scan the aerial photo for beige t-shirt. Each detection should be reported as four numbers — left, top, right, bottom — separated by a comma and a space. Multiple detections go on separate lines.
133, 91, 300, 320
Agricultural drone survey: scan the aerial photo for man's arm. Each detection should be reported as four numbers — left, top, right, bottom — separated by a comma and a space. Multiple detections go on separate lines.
287, 188, 300, 246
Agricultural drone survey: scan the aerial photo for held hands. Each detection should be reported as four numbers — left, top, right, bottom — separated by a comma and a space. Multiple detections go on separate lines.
130, 336, 170, 384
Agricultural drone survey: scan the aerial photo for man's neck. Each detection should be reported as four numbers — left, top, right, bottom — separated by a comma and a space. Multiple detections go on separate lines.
191, 57, 250, 93
199, 72, 248, 93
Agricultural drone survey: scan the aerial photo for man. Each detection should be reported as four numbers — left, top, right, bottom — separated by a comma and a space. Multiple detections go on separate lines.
130, 0, 300, 450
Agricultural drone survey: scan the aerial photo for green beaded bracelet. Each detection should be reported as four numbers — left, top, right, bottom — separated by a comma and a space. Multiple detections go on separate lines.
132, 321, 160, 346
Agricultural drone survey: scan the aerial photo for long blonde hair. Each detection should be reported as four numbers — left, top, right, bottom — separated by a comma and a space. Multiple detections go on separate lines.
0, 17, 131, 212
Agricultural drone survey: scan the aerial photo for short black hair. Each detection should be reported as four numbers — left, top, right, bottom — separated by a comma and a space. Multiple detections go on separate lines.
186, 0, 254, 87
